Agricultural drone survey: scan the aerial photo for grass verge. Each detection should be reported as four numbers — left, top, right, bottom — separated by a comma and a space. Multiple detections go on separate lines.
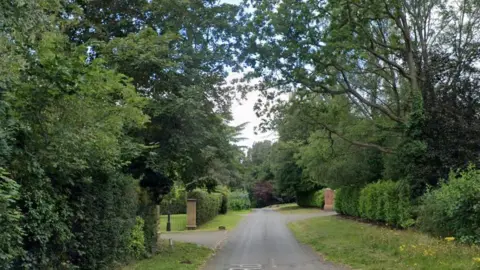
289, 216, 480, 270
197, 209, 251, 231
159, 210, 251, 232
159, 214, 187, 232
122, 240, 212, 270
271, 203, 323, 214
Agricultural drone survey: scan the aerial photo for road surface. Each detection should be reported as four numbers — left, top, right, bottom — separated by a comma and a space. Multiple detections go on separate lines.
204, 208, 345, 270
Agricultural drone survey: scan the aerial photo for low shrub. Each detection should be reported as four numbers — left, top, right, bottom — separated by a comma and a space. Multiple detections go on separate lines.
228, 190, 251, 210
128, 217, 146, 259
418, 168, 480, 244
189, 189, 222, 226
335, 187, 361, 216
296, 189, 324, 208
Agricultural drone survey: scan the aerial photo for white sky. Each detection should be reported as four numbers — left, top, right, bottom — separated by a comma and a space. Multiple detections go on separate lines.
226, 73, 278, 148
220, 0, 277, 148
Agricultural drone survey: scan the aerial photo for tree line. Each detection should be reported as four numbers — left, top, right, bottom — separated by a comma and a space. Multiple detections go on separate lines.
0, 0, 246, 268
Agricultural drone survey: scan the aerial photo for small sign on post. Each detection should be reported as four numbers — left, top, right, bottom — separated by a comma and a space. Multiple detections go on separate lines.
186, 199, 197, 230
324, 188, 335, 211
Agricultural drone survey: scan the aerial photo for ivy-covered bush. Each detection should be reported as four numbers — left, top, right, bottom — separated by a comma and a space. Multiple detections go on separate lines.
189, 189, 222, 226
335, 187, 361, 216
418, 168, 480, 244
228, 191, 251, 210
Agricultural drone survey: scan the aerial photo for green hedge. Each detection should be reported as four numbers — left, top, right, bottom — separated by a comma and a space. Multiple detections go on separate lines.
336, 182, 413, 228
418, 168, 480, 244
296, 189, 324, 208
335, 187, 361, 216
228, 190, 251, 210
160, 189, 186, 215
189, 189, 222, 226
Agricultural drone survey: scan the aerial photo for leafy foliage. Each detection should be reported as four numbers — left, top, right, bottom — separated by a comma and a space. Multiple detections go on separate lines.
0, 169, 23, 268
0, 0, 246, 268
418, 168, 480, 244
228, 191, 251, 211
128, 217, 146, 260
252, 182, 275, 207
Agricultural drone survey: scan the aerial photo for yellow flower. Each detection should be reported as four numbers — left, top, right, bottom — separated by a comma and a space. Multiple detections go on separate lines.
444, 237, 455, 242
473, 257, 480, 263
399, 244, 406, 252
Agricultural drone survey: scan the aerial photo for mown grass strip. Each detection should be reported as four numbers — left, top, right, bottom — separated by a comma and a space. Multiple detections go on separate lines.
289, 216, 480, 270
159, 210, 251, 232
122, 240, 212, 270
196, 209, 251, 231
272, 203, 324, 214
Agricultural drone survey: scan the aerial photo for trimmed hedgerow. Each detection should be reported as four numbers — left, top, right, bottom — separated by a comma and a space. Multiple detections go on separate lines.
336, 182, 413, 228
335, 187, 361, 216
357, 180, 414, 228
189, 189, 222, 226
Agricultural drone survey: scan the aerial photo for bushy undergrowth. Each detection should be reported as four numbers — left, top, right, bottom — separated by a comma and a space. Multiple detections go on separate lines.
228, 190, 251, 210
418, 168, 480, 244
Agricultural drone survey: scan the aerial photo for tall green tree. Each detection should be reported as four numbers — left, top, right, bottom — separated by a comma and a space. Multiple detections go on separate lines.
65, 0, 246, 193
244, 0, 480, 193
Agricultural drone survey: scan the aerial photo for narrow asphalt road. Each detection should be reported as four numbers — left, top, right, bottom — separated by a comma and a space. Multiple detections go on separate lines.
204, 208, 345, 270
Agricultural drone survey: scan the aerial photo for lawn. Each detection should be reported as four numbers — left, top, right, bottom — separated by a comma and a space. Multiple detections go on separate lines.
289, 216, 480, 270
197, 209, 251, 231
122, 240, 212, 270
271, 203, 324, 214
159, 210, 251, 232
159, 214, 187, 232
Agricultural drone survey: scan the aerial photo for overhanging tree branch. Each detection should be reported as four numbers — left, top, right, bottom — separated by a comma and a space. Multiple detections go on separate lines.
339, 70, 405, 124
318, 122, 394, 154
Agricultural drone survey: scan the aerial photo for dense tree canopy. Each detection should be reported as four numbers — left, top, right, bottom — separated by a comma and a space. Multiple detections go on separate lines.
243, 0, 480, 195
2, 0, 480, 268
0, 0, 246, 268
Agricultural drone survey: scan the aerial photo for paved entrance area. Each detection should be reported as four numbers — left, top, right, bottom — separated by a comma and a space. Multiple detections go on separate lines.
204, 209, 344, 270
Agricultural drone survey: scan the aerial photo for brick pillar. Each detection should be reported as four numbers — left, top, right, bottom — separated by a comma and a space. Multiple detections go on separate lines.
186, 199, 197, 230
324, 188, 335, 211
